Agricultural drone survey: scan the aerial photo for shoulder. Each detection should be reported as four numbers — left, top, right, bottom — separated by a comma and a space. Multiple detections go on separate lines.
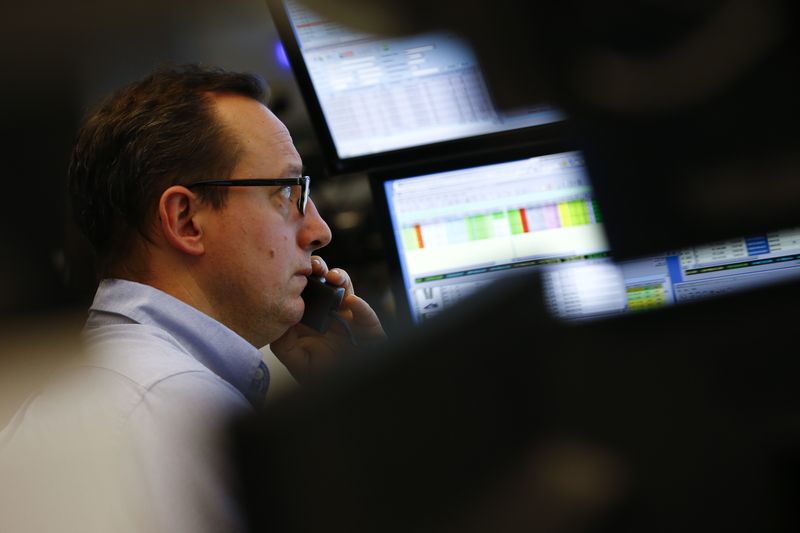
2, 364, 247, 446
2, 323, 249, 445
0, 358, 247, 533
82, 321, 244, 402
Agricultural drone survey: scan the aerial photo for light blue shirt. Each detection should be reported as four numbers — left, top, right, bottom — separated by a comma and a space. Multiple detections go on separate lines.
1, 278, 271, 533
86, 278, 270, 406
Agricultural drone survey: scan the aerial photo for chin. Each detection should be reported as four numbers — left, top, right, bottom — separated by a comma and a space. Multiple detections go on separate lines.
286, 299, 306, 326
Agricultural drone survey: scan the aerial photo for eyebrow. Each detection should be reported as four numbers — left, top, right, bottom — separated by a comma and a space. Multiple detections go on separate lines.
280, 163, 304, 177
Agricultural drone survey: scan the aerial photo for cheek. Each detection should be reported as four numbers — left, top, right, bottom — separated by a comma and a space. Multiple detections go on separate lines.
251, 225, 294, 267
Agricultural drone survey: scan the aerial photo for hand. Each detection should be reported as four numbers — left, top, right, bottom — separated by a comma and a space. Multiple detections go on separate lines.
270, 255, 386, 383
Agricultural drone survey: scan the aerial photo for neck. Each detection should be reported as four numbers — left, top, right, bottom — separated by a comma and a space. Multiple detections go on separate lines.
109, 253, 218, 330
109, 247, 269, 348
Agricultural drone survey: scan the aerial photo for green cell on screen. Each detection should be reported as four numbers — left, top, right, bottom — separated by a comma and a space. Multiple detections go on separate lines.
467, 214, 493, 240
508, 209, 524, 235
402, 227, 419, 250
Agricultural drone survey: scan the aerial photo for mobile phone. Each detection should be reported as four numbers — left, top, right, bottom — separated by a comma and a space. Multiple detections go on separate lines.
300, 276, 345, 333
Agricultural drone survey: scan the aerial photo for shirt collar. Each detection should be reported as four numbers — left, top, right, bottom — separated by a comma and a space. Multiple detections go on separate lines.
86, 278, 269, 405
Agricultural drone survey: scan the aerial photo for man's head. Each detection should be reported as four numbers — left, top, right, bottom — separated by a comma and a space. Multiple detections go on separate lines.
69, 65, 262, 271
69, 64, 332, 346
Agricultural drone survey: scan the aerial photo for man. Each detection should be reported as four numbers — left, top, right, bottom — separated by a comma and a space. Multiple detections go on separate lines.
1, 64, 384, 532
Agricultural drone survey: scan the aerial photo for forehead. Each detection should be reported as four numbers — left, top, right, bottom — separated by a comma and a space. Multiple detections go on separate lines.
211, 93, 302, 177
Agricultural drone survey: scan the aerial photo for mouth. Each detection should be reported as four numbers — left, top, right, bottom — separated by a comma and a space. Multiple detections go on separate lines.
291, 275, 309, 297
294, 268, 312, 290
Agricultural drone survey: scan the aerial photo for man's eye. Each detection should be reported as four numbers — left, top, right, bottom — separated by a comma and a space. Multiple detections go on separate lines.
279, 185, 293, 199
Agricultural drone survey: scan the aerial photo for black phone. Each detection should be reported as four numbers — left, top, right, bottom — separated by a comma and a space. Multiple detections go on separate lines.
300, 276, 345, 333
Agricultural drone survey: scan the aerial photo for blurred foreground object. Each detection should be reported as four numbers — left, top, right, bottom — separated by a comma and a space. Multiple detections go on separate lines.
297, 0, 800, 259
0, 314, 150, 533
233, 275, 800, 533
0, 312, 84, 426
234, 2, 800, 531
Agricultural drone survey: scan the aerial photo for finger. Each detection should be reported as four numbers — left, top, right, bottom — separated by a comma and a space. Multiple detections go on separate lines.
311, 256, 329, 277
271, 324, 333, 383
325, 267, 355, 297
342, 294, 385, 338
343, 294, 375, 324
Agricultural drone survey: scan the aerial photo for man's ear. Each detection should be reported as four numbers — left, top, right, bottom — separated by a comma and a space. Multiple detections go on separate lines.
158, 186, 206, 256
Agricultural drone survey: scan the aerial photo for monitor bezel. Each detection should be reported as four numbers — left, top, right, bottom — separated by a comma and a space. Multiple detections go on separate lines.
368, 138, 579, 327
267, 0, 570, 176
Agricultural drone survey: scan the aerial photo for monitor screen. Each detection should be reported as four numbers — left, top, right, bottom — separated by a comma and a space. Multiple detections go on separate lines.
277, 0, 563, 161
381, 151, 800, 323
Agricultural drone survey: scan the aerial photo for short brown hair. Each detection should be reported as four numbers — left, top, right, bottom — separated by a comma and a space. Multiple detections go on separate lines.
68, 64, 267, 274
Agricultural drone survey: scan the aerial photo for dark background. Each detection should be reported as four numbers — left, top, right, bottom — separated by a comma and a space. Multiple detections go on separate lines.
0, 0, 396, 329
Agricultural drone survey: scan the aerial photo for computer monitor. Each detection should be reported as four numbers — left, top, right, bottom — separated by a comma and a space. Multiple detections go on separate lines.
267, 0, 565, 173
373, 149, 800, 325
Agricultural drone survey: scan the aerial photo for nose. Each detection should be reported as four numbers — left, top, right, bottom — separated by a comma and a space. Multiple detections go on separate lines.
299, 198, 332, 252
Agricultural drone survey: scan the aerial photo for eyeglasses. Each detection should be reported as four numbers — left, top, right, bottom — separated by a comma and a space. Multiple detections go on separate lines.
187, 176, 310, 216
